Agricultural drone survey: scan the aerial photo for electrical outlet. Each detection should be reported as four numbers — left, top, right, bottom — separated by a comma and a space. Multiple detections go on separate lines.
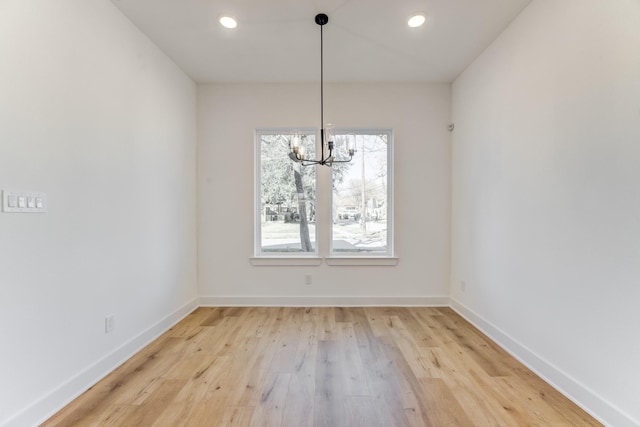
304, 274, 312, 285
460, 280, 466, 292
105, 314, 115, 334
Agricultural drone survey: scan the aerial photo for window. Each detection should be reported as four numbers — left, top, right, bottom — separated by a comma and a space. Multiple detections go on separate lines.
255, 129, 317, 255
331, 130, 393, 256
254, 128, 393, 260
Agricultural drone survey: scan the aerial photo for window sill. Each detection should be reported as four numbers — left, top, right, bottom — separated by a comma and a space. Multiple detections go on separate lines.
325, 257, 398, 266
249, 257, 398, 266
250, 257, 323, 266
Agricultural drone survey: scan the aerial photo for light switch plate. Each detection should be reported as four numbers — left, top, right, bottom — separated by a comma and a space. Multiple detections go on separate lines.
2, 190, 47, 213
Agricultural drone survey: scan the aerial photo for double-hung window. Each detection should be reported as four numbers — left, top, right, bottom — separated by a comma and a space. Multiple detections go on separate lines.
255, 128, 393, 259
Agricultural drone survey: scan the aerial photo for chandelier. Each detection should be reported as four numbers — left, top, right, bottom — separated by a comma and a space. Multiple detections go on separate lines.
289, 14, 355, 167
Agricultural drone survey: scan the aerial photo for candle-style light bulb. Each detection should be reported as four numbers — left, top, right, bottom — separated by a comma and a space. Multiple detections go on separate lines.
347, 137, 355, 156
291, 135, 301, 154
298, 144, 306, 160
325, 124, 334, 151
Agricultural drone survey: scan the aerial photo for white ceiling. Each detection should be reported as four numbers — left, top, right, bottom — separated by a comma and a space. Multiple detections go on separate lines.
110, 0, 531, 83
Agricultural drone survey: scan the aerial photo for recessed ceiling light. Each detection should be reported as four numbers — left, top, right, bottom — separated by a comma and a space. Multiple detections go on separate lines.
219, 16, 237, 29
408, 13, 426, 28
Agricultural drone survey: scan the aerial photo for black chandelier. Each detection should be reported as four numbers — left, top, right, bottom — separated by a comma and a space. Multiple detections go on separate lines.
289, 13, 355, 167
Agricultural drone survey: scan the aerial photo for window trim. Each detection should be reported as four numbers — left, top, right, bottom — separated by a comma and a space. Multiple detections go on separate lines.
325, 257, 398, 266
250, 257, 398, 266
329, 128, 394, 258
249, 257, 323, 266
253, 127, 395, 264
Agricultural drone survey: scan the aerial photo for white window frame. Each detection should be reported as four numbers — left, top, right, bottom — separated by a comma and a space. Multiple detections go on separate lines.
329, 128, 394, 258
252, 127, 397, 266
254, 128, 319, 259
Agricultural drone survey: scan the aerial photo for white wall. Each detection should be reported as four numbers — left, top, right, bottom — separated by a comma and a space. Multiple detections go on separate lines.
198, 83, 450, 304
0, 1, 198, 425
451, 0, 640, 425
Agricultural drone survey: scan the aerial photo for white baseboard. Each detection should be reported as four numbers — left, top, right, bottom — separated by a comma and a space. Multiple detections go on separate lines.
199, 295, 450, 307
2, 298, 199, 427
450, 298, 639, 427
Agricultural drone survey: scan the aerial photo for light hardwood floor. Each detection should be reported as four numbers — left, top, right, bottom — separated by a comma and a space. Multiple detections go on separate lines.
43, 307, 601, 426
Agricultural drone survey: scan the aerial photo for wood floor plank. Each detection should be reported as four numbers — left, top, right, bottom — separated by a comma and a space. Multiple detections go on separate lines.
362, 307, 393, 337
376, 335, 434, 427
219, 406, 255, 427
343, 396, 383, 427
430, 308, 516, 377
419, 378, 474, 426
179, 356, 238, 426
43, 336, 185, 426
117, 378, 186, 427
351, 309, 412, 426
269, 308, 303, 373
200, 307, 228, 327
315, 340, 342, 400
404, 308, 444, 348
166, 307, 213, 338
385, 315, 434, 380
336, 321, 370, 396
249, 372, 292, 427
315, 307, 337, 341
89, 405, 138, 427
429, 340, 525, 426
334, 306, 354, 323
313, 396, 348, 427
491, 375, 592, 426
281, 319, 317, 427
43, 307, 602, 427
152, 355, 233, 426
282, 374, 315, 427
231, 335, 283, 407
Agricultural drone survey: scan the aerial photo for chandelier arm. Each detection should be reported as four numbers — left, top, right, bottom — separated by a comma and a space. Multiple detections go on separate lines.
322, 146, 332, 163
329, 157, 353, 163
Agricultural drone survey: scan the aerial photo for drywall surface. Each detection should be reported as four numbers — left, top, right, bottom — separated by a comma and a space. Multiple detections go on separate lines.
198, 83, 451, 304
0, 1, 197, 425
451, 0, 640, 425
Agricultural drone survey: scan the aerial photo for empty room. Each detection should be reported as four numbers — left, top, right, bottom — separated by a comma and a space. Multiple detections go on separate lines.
1, 0, 638, 426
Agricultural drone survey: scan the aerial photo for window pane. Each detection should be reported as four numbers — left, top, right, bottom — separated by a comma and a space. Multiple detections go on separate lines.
258, 132, 316, 254
332, 132, 391, 255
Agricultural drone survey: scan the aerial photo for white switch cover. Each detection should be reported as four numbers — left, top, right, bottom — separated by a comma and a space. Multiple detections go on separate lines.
2, 190, 47, 213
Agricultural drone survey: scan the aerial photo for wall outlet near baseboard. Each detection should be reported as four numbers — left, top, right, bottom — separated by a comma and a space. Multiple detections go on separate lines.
304, 274, 312, 285
105, 315, 115, 333
460, 280, 466, 292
